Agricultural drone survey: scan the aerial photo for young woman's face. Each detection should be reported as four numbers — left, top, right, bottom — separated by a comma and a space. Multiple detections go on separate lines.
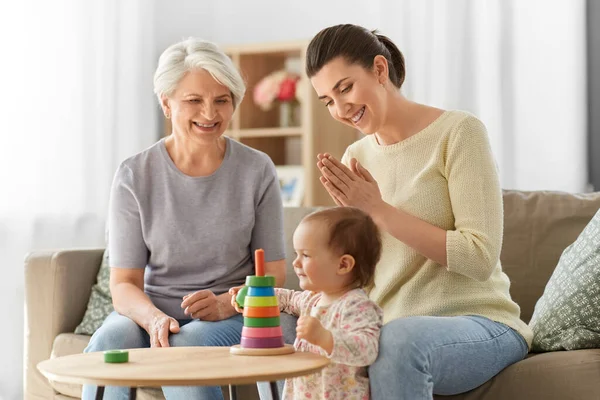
162, 68, 234, 142
310, 56, 387, 135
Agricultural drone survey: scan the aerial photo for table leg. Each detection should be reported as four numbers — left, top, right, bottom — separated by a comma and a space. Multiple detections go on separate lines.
269, 381, 280, 400
129, 387, 137, 400
94, 386, 105, 400
229, 384, 237, 400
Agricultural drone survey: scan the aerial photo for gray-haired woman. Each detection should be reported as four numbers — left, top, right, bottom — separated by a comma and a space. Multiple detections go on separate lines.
82, 38, 286, 400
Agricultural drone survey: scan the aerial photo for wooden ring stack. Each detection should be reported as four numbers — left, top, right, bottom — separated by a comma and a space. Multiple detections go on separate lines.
230, 249, 294, 356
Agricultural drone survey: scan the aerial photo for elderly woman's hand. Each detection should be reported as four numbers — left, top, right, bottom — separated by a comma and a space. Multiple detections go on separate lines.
181, 290, 235, 321
317, 154, 384, 215
146, 312, 180, 348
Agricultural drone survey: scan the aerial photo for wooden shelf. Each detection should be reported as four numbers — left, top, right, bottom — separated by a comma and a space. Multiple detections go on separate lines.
233, 127, 303, 139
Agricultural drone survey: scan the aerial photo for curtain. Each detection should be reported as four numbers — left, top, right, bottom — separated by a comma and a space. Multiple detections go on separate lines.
379, 0, 587, 192
0, 1, 157, 398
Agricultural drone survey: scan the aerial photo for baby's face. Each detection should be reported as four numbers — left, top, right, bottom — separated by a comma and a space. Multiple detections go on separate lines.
291, 220, 345, 293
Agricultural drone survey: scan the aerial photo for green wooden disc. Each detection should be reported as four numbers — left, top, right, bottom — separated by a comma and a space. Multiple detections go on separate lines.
244, 316, 281, 327
245, 275, 276, 287
244, 296, 278, 307
104, 350, 129, 363
235, 285, 248, 308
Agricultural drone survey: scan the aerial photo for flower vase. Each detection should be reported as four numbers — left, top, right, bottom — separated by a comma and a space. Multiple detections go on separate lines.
279, 101, 295, 127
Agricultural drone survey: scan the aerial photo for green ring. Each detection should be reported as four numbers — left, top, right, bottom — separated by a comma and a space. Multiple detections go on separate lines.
244, 316, 281, 327
245, 275, 276, 287
244, 296, 278, 307
235, 285, 248, 308
104, 350, 129, 363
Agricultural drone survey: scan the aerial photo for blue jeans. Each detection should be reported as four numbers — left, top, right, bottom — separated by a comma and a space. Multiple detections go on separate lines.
370, 315, 528, 399
263, 314, 527, 400
81, 311, 244, 400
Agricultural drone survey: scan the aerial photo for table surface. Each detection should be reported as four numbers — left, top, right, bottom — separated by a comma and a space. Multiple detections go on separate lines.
37, 346, 330, 387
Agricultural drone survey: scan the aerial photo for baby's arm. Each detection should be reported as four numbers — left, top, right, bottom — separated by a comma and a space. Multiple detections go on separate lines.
327, 297, 383, 366
275, 288, 313, 317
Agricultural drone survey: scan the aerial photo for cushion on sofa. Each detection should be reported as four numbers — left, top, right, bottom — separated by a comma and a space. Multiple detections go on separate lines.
49, 334, 173, 400
436, 349, 600, 400
529, 207, 600, 352
74, 250, 113, 335
49, 334, 90, 398
500, 190, 600, 323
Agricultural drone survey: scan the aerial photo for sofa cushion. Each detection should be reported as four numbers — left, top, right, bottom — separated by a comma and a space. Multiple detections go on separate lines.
74, 250, 114, 335
500, 190, 600, 323
436, 349, 600, 400
49, 334, 165, 399
529, 207, 600, 351
49, 334, 90, 398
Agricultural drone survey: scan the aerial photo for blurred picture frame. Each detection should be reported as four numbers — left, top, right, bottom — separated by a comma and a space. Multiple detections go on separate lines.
275, 165, 304, 207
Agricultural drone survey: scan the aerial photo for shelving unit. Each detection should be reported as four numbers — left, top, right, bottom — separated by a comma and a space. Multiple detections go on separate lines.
162, 40, 358, 206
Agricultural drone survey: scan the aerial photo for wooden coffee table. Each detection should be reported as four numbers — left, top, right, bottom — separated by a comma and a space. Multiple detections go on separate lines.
37, 346, 329, 400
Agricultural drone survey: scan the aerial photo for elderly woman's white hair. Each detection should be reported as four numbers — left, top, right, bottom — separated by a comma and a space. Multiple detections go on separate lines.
153, 38, 246, 109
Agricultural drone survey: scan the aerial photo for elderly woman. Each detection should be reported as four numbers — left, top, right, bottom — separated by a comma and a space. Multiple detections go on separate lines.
82, 38, 286, 400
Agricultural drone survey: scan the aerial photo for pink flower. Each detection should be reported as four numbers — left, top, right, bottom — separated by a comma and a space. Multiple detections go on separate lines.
253, 70, 300, 110
277, 77, 297, 101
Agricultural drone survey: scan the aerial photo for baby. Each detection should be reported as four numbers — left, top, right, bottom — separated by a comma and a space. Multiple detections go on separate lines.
231, 207, 383, 400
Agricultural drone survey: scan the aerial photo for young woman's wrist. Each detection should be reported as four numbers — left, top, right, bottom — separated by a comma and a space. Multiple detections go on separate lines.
370, 200, 397, 230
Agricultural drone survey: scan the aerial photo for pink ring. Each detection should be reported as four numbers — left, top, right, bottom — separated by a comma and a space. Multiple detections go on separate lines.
242, 326, 283, 338
241, 336, 285, 349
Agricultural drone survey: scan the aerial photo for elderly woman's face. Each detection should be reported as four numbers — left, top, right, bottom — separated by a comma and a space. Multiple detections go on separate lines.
163, 69, 234, 140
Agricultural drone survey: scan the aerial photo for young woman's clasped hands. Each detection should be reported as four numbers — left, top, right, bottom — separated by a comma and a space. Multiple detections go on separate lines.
317, 153, 383, 214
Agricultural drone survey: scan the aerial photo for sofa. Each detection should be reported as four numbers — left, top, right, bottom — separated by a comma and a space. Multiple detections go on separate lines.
24, 190, 600, 400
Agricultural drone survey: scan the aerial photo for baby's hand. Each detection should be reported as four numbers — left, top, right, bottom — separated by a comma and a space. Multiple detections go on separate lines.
228, 286, 244, 313
296, 315, 329, 347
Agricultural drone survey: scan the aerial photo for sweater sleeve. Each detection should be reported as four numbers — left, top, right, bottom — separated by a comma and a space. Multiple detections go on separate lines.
108, 163, 148, 269
276, 288, 314, 317
327, 295, 383, 366
444, 116, 503, 282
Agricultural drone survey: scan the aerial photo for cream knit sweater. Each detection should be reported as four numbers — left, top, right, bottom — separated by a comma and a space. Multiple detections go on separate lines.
342, 110, 532, 347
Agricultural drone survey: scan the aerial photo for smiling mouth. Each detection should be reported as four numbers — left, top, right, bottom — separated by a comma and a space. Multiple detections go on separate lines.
350, 106, 365, 124
193, 121, 219, 129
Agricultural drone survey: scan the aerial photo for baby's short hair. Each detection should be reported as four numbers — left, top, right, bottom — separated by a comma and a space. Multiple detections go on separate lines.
302, 207, 382, 288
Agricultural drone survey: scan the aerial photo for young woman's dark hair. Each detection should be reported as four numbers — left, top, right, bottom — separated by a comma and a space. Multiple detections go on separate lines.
306, 24, 406, 88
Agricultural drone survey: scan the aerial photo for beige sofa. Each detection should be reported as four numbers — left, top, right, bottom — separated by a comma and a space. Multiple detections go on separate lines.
25, 190, 600, 400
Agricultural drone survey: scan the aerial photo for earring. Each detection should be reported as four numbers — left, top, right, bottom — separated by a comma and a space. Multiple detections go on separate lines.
165, 112, 171, 119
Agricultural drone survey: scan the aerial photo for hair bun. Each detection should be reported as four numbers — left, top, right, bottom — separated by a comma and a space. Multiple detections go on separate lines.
372, 31, 405, 88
